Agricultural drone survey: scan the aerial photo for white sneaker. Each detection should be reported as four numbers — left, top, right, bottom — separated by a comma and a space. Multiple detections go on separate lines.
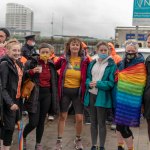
110, 124, 116, 130
48, 115, 54, 121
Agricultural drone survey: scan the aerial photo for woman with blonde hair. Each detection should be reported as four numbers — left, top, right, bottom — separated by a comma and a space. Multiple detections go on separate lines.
0, 39, 23, 150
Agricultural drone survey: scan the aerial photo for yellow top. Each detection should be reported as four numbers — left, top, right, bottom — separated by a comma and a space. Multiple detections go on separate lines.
64, 57, 81, 88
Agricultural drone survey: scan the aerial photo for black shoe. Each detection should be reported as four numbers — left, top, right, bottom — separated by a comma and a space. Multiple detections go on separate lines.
91, 146, 98, 150
118, 146, 125, 150
91, 146, 101, 150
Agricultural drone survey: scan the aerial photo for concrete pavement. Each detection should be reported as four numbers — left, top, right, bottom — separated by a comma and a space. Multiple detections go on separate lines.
11, 115, 149, 150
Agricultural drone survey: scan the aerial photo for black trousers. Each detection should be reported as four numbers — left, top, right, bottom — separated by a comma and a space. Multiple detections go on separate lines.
3, 100, 22, 146
23, 87, 51, 143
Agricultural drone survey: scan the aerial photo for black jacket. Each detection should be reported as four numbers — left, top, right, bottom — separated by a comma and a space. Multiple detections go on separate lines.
22, 44, 38, 60
24, 56, 59, 114
0, 56, 23, 107
0, 56, 23, 129
143, 55, 150, 119
0, 78, 3, 126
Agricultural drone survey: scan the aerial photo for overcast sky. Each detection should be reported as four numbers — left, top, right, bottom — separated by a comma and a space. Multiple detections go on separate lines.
0, 0, 134, 39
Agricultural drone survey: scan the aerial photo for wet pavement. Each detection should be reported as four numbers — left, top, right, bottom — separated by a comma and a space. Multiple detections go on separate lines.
11, 115, 149, 150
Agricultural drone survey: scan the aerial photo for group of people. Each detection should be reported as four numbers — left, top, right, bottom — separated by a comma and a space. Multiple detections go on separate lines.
0, 27, 150, 150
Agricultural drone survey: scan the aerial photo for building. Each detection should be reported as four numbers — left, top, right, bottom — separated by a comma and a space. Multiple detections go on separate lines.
6, 3, 34, 36
115, 26, 150, 48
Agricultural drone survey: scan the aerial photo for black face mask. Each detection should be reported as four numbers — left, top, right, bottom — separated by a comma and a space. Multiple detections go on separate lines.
125, 52, 137, 60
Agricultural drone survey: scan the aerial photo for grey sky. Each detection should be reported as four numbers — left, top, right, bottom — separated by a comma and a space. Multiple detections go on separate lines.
0, 0, 133, 38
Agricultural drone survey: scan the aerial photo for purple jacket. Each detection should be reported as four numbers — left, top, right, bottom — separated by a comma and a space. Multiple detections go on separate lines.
55, 55, 90, 102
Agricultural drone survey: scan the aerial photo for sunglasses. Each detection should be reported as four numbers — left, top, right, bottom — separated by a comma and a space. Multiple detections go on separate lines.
125, 41, 138, 46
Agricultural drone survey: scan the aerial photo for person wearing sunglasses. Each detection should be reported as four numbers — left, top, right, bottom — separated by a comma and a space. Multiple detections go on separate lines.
84, 41, 116, 150
115, 40, 146, 150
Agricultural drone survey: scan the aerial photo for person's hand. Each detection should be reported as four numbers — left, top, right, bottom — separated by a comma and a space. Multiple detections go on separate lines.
89, 81, 97, 88
0, 41, 7, 48
10, 104, 19, 111
32, 66, 42, 73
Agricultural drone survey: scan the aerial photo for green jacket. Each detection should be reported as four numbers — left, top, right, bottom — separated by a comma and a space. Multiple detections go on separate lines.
84, 57, 116, 108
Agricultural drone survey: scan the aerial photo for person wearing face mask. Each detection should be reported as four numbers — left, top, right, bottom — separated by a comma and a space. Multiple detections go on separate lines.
0, 39, 23, 150
84, 41, 117, 150
0, 28, 10, 58
22, 34, 38, 60
114, 40, 146, 150
23, 43, 58, 150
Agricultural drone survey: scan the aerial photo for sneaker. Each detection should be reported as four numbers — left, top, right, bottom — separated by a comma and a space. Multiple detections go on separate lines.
54, 140, 62, 150
118, 146, 125, 150
22, 111, 28, 116
91, 146, 100, 150
110, 124, 116, 130
23, 138, 26, 150
48, 115, 54, 121
85, 118, 91, 125
74, 139, 83, 150
35, 143, 43, 150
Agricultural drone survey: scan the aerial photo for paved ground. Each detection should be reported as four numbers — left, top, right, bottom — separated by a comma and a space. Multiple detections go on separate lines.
11, 115, 149, 150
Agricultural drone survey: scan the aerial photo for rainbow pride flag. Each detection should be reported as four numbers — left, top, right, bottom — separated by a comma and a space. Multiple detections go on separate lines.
17, 120, 23, 150
115, 63, 146, 127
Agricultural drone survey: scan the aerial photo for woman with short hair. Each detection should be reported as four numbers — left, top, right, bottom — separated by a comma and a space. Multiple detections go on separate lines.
23, 43, 58, 150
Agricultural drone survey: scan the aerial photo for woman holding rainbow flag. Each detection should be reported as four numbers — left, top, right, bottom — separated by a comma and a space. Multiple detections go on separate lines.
114, 40, 146, 150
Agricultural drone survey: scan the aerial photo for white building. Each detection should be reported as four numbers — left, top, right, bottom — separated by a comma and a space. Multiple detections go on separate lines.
115, 26, 150, 48
6, 3, 34, 36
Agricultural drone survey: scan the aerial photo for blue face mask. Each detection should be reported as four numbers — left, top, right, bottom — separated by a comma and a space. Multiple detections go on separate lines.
98, 53, 108, 59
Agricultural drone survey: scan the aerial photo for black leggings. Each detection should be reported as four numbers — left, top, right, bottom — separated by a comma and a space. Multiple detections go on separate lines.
3, 130, 14, 146
116, 124, 133, 138
147, 119, 150, 141
23, 87, 51, 143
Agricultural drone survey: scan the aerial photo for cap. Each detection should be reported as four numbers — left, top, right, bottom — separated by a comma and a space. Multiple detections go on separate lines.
24, 34, 35, 40
0, 28, 10, 38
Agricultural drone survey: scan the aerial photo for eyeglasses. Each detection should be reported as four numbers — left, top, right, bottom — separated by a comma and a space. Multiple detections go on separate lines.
125, 41, 138, 46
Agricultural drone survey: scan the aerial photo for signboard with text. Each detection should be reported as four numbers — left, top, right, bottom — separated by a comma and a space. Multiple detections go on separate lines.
133, 0, 150, 26
126, 33, 147, 40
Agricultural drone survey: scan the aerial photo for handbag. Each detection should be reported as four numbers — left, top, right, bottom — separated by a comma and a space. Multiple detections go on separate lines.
21, 79, 35, 99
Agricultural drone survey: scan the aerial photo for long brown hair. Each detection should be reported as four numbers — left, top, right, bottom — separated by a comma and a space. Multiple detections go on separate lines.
65, 37, 83, 57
